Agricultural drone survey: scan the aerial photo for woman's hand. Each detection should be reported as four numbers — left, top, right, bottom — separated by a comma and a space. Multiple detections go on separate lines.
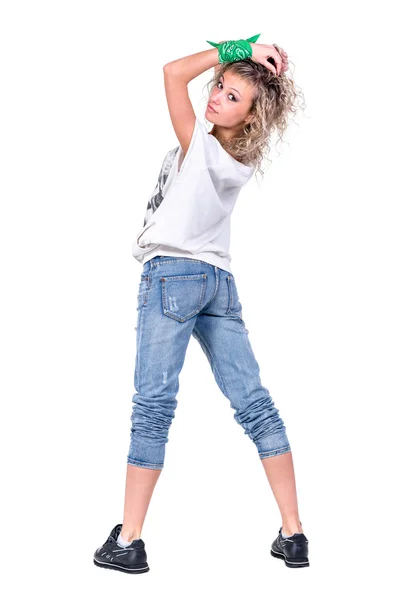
250, 43, 289, 76
273, 44, 289, 75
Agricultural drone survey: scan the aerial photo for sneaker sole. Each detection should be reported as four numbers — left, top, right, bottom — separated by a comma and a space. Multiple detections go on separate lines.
270, 549, 310, 568
93, 558, 150, 574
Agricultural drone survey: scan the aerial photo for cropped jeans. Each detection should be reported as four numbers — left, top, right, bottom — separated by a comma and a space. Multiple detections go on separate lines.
127, 255, 291, 470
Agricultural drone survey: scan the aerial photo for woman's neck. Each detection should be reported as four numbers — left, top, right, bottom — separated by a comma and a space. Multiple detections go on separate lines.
208, 126, 244, 164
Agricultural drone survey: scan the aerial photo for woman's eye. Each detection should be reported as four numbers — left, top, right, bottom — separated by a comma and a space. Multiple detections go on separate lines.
217, 81, 237, 101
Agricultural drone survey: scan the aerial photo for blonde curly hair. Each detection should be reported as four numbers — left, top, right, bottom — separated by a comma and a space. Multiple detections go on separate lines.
203, 54, 306, 182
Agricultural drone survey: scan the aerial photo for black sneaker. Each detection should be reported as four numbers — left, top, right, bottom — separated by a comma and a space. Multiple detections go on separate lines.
270, 526, 310, 568
93, 523, 150, 574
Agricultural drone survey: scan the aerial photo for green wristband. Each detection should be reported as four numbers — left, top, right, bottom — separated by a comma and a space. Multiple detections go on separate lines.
206, 33, 261, 63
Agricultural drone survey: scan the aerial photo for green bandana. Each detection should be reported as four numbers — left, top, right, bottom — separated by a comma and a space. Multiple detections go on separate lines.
206, 33, 261, 63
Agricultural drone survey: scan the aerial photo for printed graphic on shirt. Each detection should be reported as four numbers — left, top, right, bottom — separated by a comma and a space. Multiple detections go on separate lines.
143, 146, 179, 226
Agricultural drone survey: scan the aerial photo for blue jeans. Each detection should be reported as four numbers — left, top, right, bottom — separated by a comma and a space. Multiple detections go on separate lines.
127, 256, 291, 470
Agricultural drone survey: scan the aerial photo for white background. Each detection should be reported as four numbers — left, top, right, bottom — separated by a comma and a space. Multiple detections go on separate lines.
1, 1, 398, 597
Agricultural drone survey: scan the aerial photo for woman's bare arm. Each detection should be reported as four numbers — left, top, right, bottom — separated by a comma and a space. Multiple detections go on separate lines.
164, 46, 219, 84
163, 47, 220, 161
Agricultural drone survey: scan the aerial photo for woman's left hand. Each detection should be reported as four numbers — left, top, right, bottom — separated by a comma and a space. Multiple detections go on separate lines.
273, 44, 289, 75
250, 43, 289, 76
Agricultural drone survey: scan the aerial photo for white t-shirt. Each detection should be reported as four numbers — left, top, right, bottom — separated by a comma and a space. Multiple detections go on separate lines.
132, 116, 255, 273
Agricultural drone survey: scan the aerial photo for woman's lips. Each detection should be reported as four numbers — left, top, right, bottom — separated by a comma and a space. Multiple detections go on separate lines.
207, 104, 217, 113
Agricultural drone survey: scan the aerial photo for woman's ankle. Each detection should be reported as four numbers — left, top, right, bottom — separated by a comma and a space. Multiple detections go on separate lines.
282, 519, 303, 536
121, 528, 142, 542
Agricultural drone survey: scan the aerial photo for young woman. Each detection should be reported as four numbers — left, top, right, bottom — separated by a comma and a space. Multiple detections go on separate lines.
93, 36, 309, 573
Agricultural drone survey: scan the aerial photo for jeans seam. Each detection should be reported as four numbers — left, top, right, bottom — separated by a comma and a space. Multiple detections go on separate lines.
258, 444, 291, 458
198, 265, 219, 313
226, 275, 233, 314
135, 304, 144, 391
127, 457, 164, 469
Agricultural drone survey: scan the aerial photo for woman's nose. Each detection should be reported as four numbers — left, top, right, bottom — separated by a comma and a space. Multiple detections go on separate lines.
211, 93, 221, 105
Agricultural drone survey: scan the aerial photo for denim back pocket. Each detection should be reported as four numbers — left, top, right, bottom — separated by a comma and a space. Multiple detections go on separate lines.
226, 274, 243, 316
160, 273, 208, 322
136, 275, 149, 310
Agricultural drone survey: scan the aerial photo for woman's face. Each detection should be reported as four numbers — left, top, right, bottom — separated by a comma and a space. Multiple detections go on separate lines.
206, 71, 255, 130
